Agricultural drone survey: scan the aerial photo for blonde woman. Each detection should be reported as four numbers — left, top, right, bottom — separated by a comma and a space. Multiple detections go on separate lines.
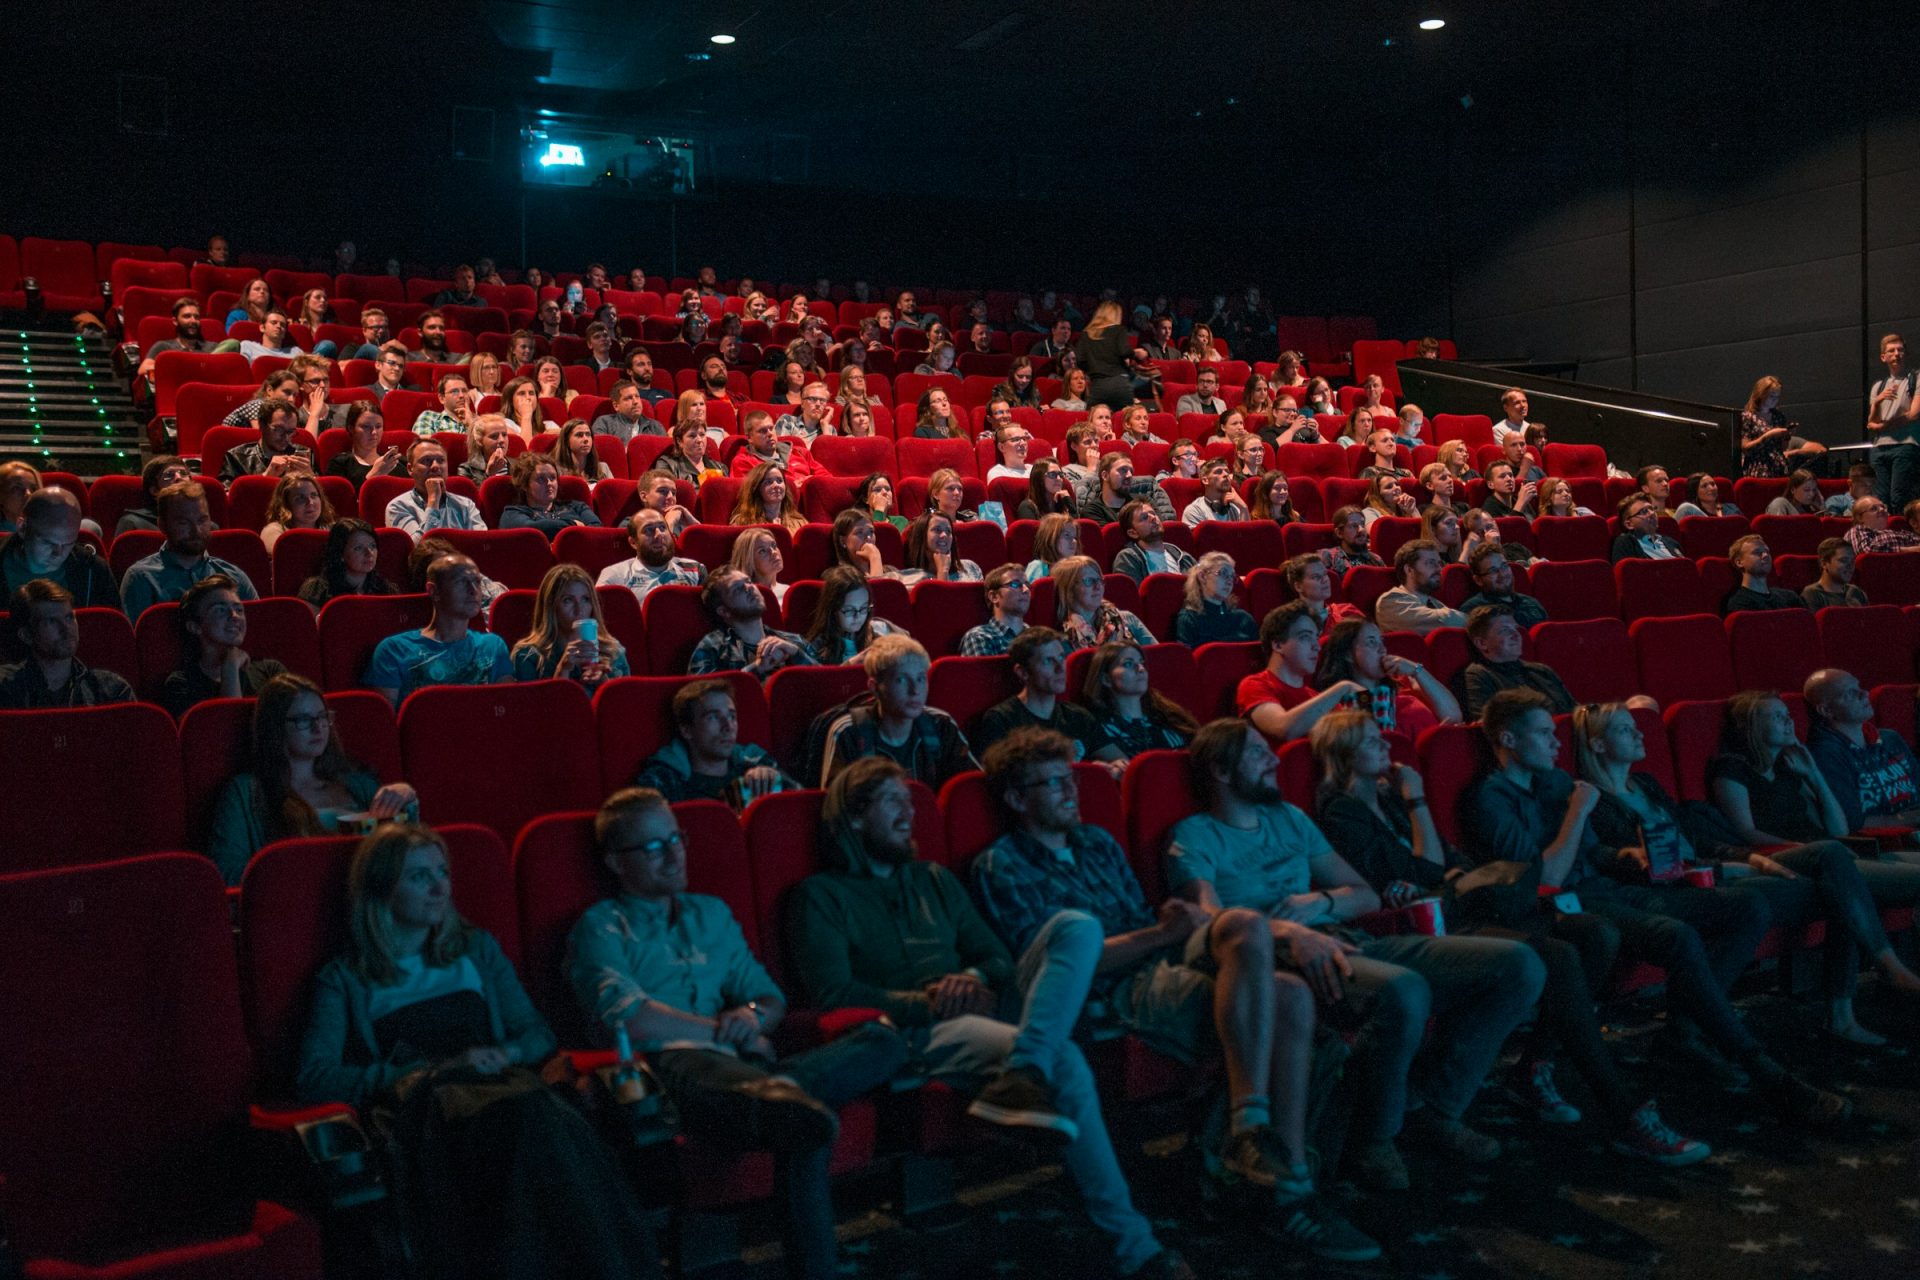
467, 351, 504, 401
1075, 300, 1134, 410
1437, 439, 1480, 482
1023, 511, 1082, 582
729, 526, 790, 603
1173, 551, 1256, 645
458, 413, 515, 485
509, 563, 628, 684
1051, 554, 1153, 648
673, 389, 716, 441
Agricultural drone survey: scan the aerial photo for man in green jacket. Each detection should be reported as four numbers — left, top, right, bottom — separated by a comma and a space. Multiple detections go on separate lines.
785, 758, 1195, 1280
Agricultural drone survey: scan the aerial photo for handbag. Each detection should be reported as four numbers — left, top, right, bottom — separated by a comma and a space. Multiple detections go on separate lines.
1441, 859, 1542, 928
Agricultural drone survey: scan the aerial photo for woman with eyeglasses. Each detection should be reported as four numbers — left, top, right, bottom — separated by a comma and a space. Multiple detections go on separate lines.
1017, 460, 1076, 521
161, 574, 288, 719
205, 673, 417, 884
802, 564, 900, 665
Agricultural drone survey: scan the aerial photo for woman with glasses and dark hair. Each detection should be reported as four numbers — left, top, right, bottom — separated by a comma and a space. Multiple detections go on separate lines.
204, 673, 417, 884
161, 575, 288, 719
802, 565, 901, 665
1080, 641, 1196, 758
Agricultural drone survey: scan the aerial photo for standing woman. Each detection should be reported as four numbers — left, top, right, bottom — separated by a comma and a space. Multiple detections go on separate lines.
1074, 301, 1137, 411
1739, 376, 1794, 478
295, 824, 663, 1280
261, 472, 338, 552
509, 563, 628, 684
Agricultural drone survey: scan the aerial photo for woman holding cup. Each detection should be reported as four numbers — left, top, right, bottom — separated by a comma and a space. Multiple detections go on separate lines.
509, 564, 629, 685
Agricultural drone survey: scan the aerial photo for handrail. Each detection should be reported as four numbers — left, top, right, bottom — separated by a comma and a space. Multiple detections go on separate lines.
1397, 362, 1727, 428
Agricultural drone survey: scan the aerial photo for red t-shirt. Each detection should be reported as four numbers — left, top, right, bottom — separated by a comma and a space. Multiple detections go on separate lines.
1236, 669, 1314, 718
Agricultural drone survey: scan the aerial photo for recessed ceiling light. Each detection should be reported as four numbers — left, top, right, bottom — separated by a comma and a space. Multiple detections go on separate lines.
710, 33, 736, 44
1419, 18, 1446, 30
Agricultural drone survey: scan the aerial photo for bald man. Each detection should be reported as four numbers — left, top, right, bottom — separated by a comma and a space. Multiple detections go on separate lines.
0, 488, 119, 612
1805, 668, 1920, 836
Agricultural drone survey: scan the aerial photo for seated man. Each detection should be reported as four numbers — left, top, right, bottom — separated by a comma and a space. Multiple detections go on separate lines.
411, 372, 476, 437
1175, 369, 1227, 417
1803, 538, 1869, 609
406, 310, 469, 366
1498, 432, 1546, 486
787, 759, 1195, 1280
1236, 601, 1368, 743
968, 627, 1125, 772
121, 481, 260, 618
1355, 427, 1411, 480
1636, 466, 1676, 519
1843, 495, 1920, 555
623, 349, 676, 405
635, 679, 793, 806
1182, 457, 1249, 525
237, 308, 303, 363
591, 380, 665, 444
1721, 535, 1807, 614
1077, 453, 1176, 524
0, 487, 118, 611
959, 563, 1033, 657
136, 297, 209, 380
1609, 496, 1683, 561
1110, 499, 1195, 584
597, 509, 704, 603
774, 382, 836, 442
819, 635, 977, 789
730, 410, 819, 484
1460, 605, 1582, 719
1461, 689, 1847, 1123
385, 439, 487, 538
1167, 719, 1546, 1189
1477, 461, 1536, 520
429, 264, 482, 309
1457, 544, 1547, 629
366, 343, 411, 402
219, 397, 314, 482
973, 730, 1379, 1262
1804, 668, 1920, 834
340, 308, 392, 363
1328, 506, 1383, 569
568, 787, 907, 1280
1373, 540, 1466, 636
0, 579, 134, 707
365, 553, 512, 705
688, 569, 814, 679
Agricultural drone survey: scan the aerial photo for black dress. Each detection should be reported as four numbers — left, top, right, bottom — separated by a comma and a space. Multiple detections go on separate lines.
1074, 327, 1136, 410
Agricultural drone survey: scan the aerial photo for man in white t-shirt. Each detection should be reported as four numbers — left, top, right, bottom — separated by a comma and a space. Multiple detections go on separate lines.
1869, 332, 1920, 511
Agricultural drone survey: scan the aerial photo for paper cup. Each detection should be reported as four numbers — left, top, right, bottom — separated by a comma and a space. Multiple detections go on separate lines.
1681, 865, 1716, 889
1406, 898, 1445, 936
575, 619, 598, 647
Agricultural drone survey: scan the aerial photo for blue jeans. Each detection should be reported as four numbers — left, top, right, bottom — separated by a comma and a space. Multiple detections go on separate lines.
1572, 881, 1763, 1057
1739, 842, 1920, 997
1873, 441, 1919, 512
915, 910, 1162, 1274
1341, 934, 1546, 1142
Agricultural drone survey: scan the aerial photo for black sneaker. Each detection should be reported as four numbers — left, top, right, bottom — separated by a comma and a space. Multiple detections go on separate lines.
730, 1078, 837, 1153
967, 1065, 1079, 1144
1266, 1194, 1384, 1263
1403, 1108, 1501, 1163
1761, 1071, 1853, 1127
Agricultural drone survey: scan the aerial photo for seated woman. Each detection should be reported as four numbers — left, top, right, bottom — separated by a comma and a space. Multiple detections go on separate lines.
1023, 510, 1082, 583
1311, 710, 1710, 1165
1230, 435, 1268, 487
1016, 460, 1077, 521
839, 401, 878, 438
501, 451, 599, 535
1051, 554, 1154, 648
117, 454, 196, 534
299, 518, 395, 608
834, 365, 876, 417
1236, 377, 1274, 418
205, 673, 417, 884
802, 564, 901, 665
532, 355, 578, 406
925, 467, 978, 523
549, 419, 613, 483
857, 471, 907, 531
457, 414, 515, 486
1081, 640, 1197, 758
1312, 617, 1461, 740
261, 472, 337, 552
222, 371, 300, 427
1300, 376, 1337, 418
654, 418, 724, 486
327, 403, 402, 490
995, 356, 1042, 409
830, 508, 887, 577
1537, 475, 1595, 519
465, 351, 503, 403
730, 526, 789, 604
1184, 323, 1222, 363
1765, 469, 1825, 517
914, 341, 960, 380
509, 563, 629, 685
1421, 505, 1465, 564
1418, 463, 1470, 517
1050, 367, 1091, 412
769, 356, 807, 408
1675, 472, 1740, 519
1361, 473, 1419, 528
912, 387, 966, 440
162, 575, 289, 719
730, 460, 806, 534
896, 512, 982, 586
1339, 406, 1382, 450
499, 375, 559, 444
1173, 551, 1257, 645
1698, 693, 1920, 1043
295, 824, 661, 1280
1247, 469, 1298, 526
1437, 439, 1481, 483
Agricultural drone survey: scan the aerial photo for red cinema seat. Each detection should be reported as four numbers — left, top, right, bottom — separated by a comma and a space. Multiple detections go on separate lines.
153, 350, 252, 420
1632, 615, 1738, 709
1416, 721, 1497, 846
941, 763, 1123, 873
896, 437, 979, 480
593, 672, 768, 794
1616, 558, 1712, 622
1530, 618, 1641, 703
1342, 564, 1398, 619
1368, 516, 1424, 562
1431, 414, 1495, 448
1526, 559, 1618, 622
765, 662, 873, 772
1725, 608, 1824, 694
1873, 684, 1918, 742
1134, 573, 1190, 642
929, 654, 1021, 740
1541, 443, 1608, 479
401, 680, 600, 837
1677, 514, 1751, 562
272, 526, 411, 597
1853, 553, 1920, 607
1121, 748, 1201, 903
1817, 605, 1914, 689
1065, 641, 1197, 716
0, 704, 185, 871
909, 579, 992, 654
1281, 522, 1338, 558
0, 234, 20, 309
1190, 640, 1265, 720
812, 435, 897, 478
0, 855, 323, 1278
21, 236, 104, 310
134, 597, 323, 702
1664, 699, 1731, 802
316, 593, 432, 691
547, 525, 631, 580
75, 605, 139, 680
433, 527, 556, 589
1193, 521, 1287, 570
1530, 517, 1610, 564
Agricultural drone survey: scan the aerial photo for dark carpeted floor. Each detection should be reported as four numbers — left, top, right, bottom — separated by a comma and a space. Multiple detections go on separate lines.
718, 980, 1919, 1280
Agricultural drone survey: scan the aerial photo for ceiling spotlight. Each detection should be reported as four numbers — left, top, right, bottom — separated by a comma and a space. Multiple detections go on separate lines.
710, 33, 736, 44
1419, 18, 1446, 30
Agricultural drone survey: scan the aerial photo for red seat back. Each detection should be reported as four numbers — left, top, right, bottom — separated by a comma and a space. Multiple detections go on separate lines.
1530, 516, 1610, 564
401, 681, 600, 837
1530, 618, 1639, 703
1631, 614, 1738, 708
134, 597, 323, 701
593, 672, 769, 794
1615, 558, 1712, 622
1416, 722, 1496, 845
0, 705, 185, 871
1725, 609, 1824, 694
1817, 605, 1914, 689
927, 654, 1021, 738
316, 593, 433, 691
1190, 640, 1265, 719
765, 663, 873, 768
1663, 699, 1731, 802
433, 527, 556, 590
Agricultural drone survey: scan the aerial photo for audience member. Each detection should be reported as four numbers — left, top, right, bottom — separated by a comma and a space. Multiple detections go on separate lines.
1764, 470, 1825, 517
1080, 643, 1198, 758
1318, 617, 1461, 738
500, 452, 598, 535
1534, 476, 1590, 519
509, 564, 629, 684
0, 488, 117, 610
924, 468, 979, 524
968, 626, 1124, 772
365, 554, 512, 705
818, 635, 975, 788
1236, 602, 1366, 742
297, 519, 393, 608
1374, 540, 1466, 635
412, 372, 477, 437
955, 564, 1031, 657
122, 482, 258, 618
1182, 457, 1249, 524
1675, 473, 1740, 518
159, 574, 286, 717
1478, 461, 1536, 520
1111, 500, 1195, 584
857, 472, 907, 531
220, 398, 314, 483
986, 419, 1035, 481
1802, 538, 1868, 608
1421, 505, 1466, 564
654, 419, 724, 485
1052, 554, 1154, 648
1172, 552, 1256, 645
633, 681, 794, 806
1823, 463, 1877, 517
116, 455, 195, 535
1739, 376, 1794, 477
0, 579, 133, 707
259, 473, 335, 553
1843, 494, 1920, 554
1460, 605, 1579, 719
1283, 554, 1362, 637
1329, 507, 1382, 569
1804, 668, 1920, 835
456, 415, 515, 487
897, 513, 982, 586
1493, 388, 1534, 445
1174, 369, 1228, 417
801, 565, 900, 665
327, 403, 402, 490
1609, 496, 1682, 561
385, 440, 486, 536
688, 569, 812, 679
1868, 331, 1920, 510
1721, 535, 1806, 613
733, 412, 820, 486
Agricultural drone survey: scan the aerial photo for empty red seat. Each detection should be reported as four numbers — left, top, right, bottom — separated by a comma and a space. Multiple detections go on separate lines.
153, 350, 251, 420
20, 236, 104, 310
811, 435, 896, 478
1189, 640, 1264, 719
1615, 558, 1712, 622
1120, 748, 1202, 902
1632, 615, 1738, 709
641, 583, 719, 674
401, 680, 600, 837
1749, 514, 1830, 557
1, 854, 323, 1278
1525, 559, 1617, 622
910, 579, 992, 653
1853, 553, 1920, 606
1725, 608, 1824, 694
1341, 564, 1398, 619
1416, 721, 1496, 846
926, 653, 1021, 740
765, 662, 874, 771
1529, 517, 1610, 563
0, 703, 185, 871
316, 593, 432, 690
1431, 414, 1494, 448
1664, 699, 1731, 801
1817, 605, 1914, 688
1677, 514, 1751, 562
1541, 442, 1608, 479
1530, 618, 1639, 703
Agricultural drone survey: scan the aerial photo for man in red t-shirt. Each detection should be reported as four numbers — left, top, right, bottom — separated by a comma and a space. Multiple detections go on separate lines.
1236, 601, 1368, 744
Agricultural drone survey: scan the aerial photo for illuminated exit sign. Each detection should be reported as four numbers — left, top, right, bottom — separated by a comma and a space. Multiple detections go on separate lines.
539, 142, 585, 167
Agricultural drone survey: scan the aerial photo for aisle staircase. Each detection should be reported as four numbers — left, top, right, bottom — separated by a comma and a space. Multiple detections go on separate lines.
0, 327, 144, 474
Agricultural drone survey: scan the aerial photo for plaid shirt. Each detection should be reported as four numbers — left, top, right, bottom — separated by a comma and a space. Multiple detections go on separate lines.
1846, 525, 1920, 555
688, 625, 815, 678
959, 617, 1025, 657
972, 825, 1156, 973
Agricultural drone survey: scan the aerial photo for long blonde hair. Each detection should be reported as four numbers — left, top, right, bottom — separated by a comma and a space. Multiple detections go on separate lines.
1031, 512, 1079, 567
729, 526, 783, 585
1083, 300, 1123, 339
511, 563, 622, 669
1570, 701, 1633, 791
1310, 708, 1380, 794
347, 824, 473, 985
1050, 553, 1103, 623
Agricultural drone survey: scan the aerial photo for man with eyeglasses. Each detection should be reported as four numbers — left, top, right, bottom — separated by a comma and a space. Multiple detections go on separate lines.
0, 579, 133, 708
1843, 495, 1920, 555
364, 553, 510, 705
634, 679, 793, 807
0, 488, 119, 611
569, 786, 906, 1280
366, 343, 412, 403
818, 635, 976, 789
121, 482, 259, 619
285, 354, 354, 434
986, 416, 1033, 481
773, 381, 835, 443
959, 564, 1033, 657
341, 308, 392, 362
1608, 496, 1683, 562
1458, 544, 1547, 630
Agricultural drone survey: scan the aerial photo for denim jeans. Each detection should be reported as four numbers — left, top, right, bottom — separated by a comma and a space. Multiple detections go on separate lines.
1340, 934, 1546, 1142
1872, 441, 1919, 512
1570, 882, 1762, 1058
914, 909, 1162, 1274
1606, 882, 1772, 994
1738, 841, 1920, 998
653, 1022, 908, 1280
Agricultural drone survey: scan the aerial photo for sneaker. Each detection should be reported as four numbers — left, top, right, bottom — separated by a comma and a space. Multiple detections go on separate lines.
1760, 1070, 1853, 1127
1612, 1101, 1711, 1167
1403, 1109, 1502, 1163
726, 1078, 837, 1154
1126, 1249, 1198, 1280
1346, 1139, 1411, 1192
966, 1065, 1078, 1144
1265, 1194, 1384, 1263
1214, 1128, 1284, 1189
1511, 1060, 1582, 1125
